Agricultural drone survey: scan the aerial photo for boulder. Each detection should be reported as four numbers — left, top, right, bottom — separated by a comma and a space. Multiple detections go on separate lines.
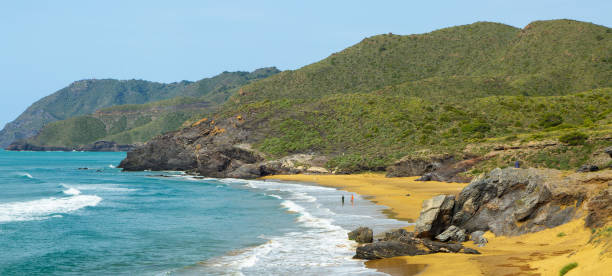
415, 195, 455, 238
451, 168, 599, 236
355, 240, 426, 259
348, 227, 373, 243
435, 225, 467, 242
470, 231, 488, 247
354, 235, 480, 260
576, 164, 599, 172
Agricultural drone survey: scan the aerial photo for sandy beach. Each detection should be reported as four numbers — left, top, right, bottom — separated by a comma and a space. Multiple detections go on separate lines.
262, 173, 611, 276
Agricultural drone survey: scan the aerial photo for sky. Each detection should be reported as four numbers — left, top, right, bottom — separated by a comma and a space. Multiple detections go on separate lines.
0, 0, 610, 129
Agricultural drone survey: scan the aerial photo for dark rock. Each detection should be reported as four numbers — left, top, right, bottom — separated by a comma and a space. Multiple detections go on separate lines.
354, 232, 480, 260
461, 247, 481, 254
415, 195, 455, 238
605, 146, 612, 158
355, 240, 426, 259
348, 227, 374, 243
435, 225, 467, 242
576, 165, 599, 172
78, 168, 89, 170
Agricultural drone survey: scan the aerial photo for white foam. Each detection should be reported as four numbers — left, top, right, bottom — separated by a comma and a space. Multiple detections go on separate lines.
73, 184, 137, 193
18, 172, 33, 178
0, 194, 102, 223
63, 187, 81, 196
193, 179, 391, 275
108, 164, 116, 168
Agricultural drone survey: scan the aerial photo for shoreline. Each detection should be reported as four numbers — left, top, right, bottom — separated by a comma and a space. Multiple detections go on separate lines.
262, 173, 611, 276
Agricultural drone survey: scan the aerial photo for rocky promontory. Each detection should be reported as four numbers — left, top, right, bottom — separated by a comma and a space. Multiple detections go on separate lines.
118, 116, 330, 177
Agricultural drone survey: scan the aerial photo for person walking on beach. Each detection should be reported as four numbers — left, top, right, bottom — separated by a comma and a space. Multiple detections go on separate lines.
351, 194, 354, 205
342, 195, 345, 206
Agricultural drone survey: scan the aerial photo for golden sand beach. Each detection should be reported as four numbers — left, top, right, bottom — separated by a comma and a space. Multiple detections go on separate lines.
262, 173, 611, 276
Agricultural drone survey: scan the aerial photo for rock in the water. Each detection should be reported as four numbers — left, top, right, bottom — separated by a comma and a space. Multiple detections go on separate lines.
435, 225, 467, 242
470, 231, 488, 247
348, 227, 373, 243
576, 164, 599, 172
415, 195, 455, 238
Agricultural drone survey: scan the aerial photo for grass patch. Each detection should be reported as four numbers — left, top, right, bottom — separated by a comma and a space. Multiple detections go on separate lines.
559, 262, 578, 276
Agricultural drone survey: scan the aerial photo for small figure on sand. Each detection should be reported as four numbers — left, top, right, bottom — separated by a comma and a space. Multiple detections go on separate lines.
351, 194, 354, 205
515, 160, 520, 168
342, 195, 345, 206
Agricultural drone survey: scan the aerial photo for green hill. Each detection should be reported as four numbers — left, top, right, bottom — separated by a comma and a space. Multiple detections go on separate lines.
13, 68, 279, 148
220, 20, 612, 171
1, 67, 279, 148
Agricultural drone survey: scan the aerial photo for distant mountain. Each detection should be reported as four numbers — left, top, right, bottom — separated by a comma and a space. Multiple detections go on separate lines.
119, 19, 612, 177
0, 67, 280, 147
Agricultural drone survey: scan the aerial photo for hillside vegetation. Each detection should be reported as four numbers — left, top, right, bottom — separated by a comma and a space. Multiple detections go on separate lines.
220, 20, 612, 171
8, 68, 279, 148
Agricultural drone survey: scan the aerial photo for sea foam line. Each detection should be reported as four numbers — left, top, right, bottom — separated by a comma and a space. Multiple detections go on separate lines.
0, 194, 101, 223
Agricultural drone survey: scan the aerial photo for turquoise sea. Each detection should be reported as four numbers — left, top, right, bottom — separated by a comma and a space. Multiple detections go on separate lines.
0, 150, 407, 275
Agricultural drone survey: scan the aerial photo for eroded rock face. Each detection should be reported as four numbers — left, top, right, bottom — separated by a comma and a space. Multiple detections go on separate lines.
348, 227, 374, 243
415, 195, 455, 238
386, 154, 455, 178
119, 117, 330, 178
450, 168, 612, 235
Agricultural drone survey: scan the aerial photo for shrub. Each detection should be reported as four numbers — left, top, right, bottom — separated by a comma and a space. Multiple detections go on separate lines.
559, 262, 577, 276
461, 122, 491, 134
539, 113, 564, 128
559, 131, 588, 145
557, 232, 566, 237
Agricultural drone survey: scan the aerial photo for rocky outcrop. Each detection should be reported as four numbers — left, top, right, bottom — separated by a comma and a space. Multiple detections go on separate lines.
414, 195, 455, 238
354, 228, 480, 260
435, 225, 467, 242
348, 227, 373, 243
119, 117, 331, 178
386, 154, 456, 177
413, 168, 612, 237
386, 153, 478, 182
5, 140, 135, 152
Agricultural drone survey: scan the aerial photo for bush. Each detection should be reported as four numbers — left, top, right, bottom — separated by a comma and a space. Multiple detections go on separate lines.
539, 113, 564, 128
559, 262, 577, 276
559, 131, 588, 145
461, 122, 491, 134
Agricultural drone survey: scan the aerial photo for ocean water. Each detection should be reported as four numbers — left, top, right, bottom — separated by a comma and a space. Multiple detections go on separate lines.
0, 150, 408, 275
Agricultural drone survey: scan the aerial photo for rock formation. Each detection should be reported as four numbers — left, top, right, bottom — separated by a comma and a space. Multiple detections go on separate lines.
348, 227, 373, 243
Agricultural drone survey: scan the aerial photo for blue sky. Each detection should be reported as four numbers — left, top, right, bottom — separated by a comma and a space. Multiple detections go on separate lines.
0, 0, 610, 128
